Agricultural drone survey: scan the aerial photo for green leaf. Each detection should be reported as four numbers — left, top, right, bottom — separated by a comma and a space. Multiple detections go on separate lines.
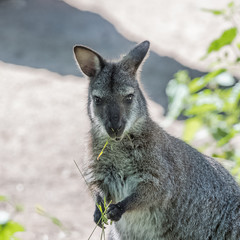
101, 215, 109, 225
228, 1, 234, 8
213, 150, 235, 161
15, 204, 24, 212
103, 197, 107, 207
166, 70, 191, 119
185, 104, 217, 115
207, 28, 238, 54
97, 204, 102, 213
217, 129, 237, 147
8, 221, 25, 233
183, 118, 203, 143
0, 221, 25, 240
189, 69, 226, 93
212, 127, 229, 141
174, 70, 191, 84
35, 205, 46, 216
202, 8, 225, 15
51, 217, 63, 228
0, 196, 8, 202
166, 82, 189, 119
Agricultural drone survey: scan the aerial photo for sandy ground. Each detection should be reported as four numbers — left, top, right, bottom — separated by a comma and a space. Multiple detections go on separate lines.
0, 0, 238, 239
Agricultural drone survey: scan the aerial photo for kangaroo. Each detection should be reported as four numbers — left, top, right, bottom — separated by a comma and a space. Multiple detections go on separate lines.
73, 41, 240, 240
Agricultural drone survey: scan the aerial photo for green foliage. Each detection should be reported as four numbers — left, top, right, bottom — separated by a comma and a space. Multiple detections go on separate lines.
0, 221, 25, 240
0, 196, 8, 202
35, 205, 66, 231
0, 195, 25, 240
166, 2, 240, 172
206, 28, 237, 55
88, 197, 112, 240
96, 197, 112, 227
1, 195, 67, 239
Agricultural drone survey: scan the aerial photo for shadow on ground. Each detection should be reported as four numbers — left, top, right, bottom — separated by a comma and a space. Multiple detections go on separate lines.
0, 0, 205, 111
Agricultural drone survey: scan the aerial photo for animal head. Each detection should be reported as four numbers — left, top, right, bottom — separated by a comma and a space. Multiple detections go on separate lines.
74, 41, 150, 141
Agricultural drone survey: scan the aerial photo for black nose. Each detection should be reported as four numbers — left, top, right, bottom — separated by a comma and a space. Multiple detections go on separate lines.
107, 105, 124, 137
108, 111, 122, 132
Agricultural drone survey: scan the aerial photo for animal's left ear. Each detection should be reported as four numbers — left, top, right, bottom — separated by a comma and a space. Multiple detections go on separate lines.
121, 40, 150, 75
73, 45, 105, 78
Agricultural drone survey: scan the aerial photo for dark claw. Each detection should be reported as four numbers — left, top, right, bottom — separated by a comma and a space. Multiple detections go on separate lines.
106, 203, 124, 222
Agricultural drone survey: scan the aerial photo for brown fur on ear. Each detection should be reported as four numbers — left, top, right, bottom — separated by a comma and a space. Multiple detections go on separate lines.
74, 46, 105, 77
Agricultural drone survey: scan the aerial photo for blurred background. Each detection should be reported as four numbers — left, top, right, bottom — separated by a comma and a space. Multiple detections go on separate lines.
0, 0, 239, 239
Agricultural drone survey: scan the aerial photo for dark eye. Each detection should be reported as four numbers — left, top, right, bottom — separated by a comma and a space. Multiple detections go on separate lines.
125, 94, 134, 104
93, 96, 103, 105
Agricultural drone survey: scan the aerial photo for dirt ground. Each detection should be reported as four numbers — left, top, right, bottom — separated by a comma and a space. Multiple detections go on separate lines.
0, 0, 237, 239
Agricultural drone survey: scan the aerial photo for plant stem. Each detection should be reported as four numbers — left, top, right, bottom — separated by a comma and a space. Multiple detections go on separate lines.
97, 140, 109, 160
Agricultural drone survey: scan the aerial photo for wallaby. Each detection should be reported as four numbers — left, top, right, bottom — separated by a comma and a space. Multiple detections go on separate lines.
74, 41, 240, 240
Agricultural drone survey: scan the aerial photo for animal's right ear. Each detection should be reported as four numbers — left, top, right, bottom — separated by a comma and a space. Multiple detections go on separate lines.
73, 46, 105, 78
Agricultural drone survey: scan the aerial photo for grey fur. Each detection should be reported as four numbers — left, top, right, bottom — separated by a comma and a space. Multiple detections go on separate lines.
74, 41, 240, 240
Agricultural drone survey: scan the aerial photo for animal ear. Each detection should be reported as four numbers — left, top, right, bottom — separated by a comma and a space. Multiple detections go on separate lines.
121, 40, 150, 75
74, 46, 105, 77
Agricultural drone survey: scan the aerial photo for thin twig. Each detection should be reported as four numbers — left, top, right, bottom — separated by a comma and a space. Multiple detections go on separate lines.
74, 160, 90, 188
88, 224, 99, 240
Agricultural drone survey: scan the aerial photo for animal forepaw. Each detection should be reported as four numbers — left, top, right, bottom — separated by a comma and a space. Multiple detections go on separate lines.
106, 203, 124, 221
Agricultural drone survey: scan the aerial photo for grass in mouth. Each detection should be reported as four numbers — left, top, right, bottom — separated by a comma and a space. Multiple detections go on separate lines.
97, 140, 109, 160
